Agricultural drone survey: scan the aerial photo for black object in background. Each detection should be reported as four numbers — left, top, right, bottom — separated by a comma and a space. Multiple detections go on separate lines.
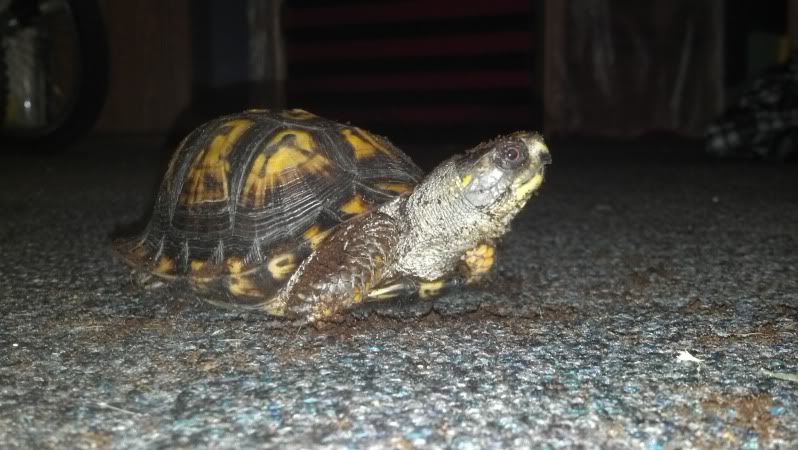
0, 0, 108, 151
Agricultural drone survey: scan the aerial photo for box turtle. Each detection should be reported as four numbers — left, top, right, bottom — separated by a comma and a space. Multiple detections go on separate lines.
114, 109, 551, 324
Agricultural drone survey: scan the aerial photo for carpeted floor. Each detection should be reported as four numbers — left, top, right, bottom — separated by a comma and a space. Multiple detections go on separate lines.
0, 137, 796, 449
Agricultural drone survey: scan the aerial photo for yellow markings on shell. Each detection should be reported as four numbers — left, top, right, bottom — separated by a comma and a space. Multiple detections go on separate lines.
515, 173, 544, 202
376, 182, 413, 194
281, 109, 317, 120
419, 280, 444, 299
342, 128, 395, 160
267, 253, 297, 281
340, 195, 370, 215
241, 130, 330, 209
266, 146, 308, 175
460, 174, 474, 187
265, 130, 317, 172
180, 119, 253, 205
266, 129, 316, 157
242, 153, 271, 209
228, 273, 263, 298
225, 257, 246, 274
154, 256, 175, 275
225, 257, 263, 297
191, 260, 205, 272
352, 288, 363, 304
462, 243, 496, 284
303, 225, 331, 249
190, 259, 215, 283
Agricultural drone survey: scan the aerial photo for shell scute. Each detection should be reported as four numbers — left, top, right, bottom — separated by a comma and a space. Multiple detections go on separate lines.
178, 119, 253, 206
341, 127, 397, 160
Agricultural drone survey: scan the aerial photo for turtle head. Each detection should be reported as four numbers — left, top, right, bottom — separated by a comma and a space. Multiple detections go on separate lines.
386, 131, 550, 281
455, 131, 550, 216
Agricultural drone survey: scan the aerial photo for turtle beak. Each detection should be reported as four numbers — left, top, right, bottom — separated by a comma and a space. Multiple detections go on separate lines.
538, 146, 552, 166
512, 138, 550, 202
517, 132, 550, 172
528, 139, 551, 169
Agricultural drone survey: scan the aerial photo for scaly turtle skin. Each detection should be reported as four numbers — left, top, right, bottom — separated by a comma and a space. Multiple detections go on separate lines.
114, 109, 551, 324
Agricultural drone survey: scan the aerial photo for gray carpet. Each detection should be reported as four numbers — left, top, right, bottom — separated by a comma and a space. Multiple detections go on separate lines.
1, 139, 796, 449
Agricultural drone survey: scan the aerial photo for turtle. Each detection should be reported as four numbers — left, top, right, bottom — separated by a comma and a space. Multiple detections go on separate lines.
114, 108, 551, 324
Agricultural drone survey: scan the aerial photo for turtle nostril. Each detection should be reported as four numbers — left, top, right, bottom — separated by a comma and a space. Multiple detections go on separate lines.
538, 150, 552, 165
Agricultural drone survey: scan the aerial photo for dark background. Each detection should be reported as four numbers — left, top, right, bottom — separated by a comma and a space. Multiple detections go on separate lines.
86, 0, 790, 155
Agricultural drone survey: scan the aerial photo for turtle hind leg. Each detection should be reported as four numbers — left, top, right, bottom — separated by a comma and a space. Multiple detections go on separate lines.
126, 269, 168, 290
182, 270, 290, 316
366, 276, 464, 303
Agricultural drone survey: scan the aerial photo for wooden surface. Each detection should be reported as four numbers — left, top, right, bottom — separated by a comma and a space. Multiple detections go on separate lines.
94, 0, 192, 133
790, 0, 798, 51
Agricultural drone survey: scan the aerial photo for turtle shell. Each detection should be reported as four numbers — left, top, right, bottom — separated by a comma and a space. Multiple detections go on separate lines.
114, 109, 424, 307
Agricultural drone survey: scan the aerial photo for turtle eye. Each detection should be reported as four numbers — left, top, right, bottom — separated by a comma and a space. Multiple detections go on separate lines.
496, 144, 526, 169
503, 147, 520, 161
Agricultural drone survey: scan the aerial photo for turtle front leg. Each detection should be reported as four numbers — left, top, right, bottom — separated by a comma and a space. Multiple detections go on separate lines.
275, 212, 399, 324
460, 241, 497, 285
365, 241, 497, 302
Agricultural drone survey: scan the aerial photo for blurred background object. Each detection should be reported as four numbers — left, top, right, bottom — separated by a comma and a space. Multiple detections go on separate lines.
705, 0, 798, 161
706, 52, 798, 162
0, 0, 108, 149
2, 0, 796, 159
543, 0, 724, 138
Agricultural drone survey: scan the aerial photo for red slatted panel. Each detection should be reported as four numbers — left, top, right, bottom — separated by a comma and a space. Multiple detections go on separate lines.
288, 32, 534, 61
286, 0, 534, 27
284, 0, 542, 142
290, 70, 531, 92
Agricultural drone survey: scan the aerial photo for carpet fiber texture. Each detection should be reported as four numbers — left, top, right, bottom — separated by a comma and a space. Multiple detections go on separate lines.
1, 141, 796, 449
